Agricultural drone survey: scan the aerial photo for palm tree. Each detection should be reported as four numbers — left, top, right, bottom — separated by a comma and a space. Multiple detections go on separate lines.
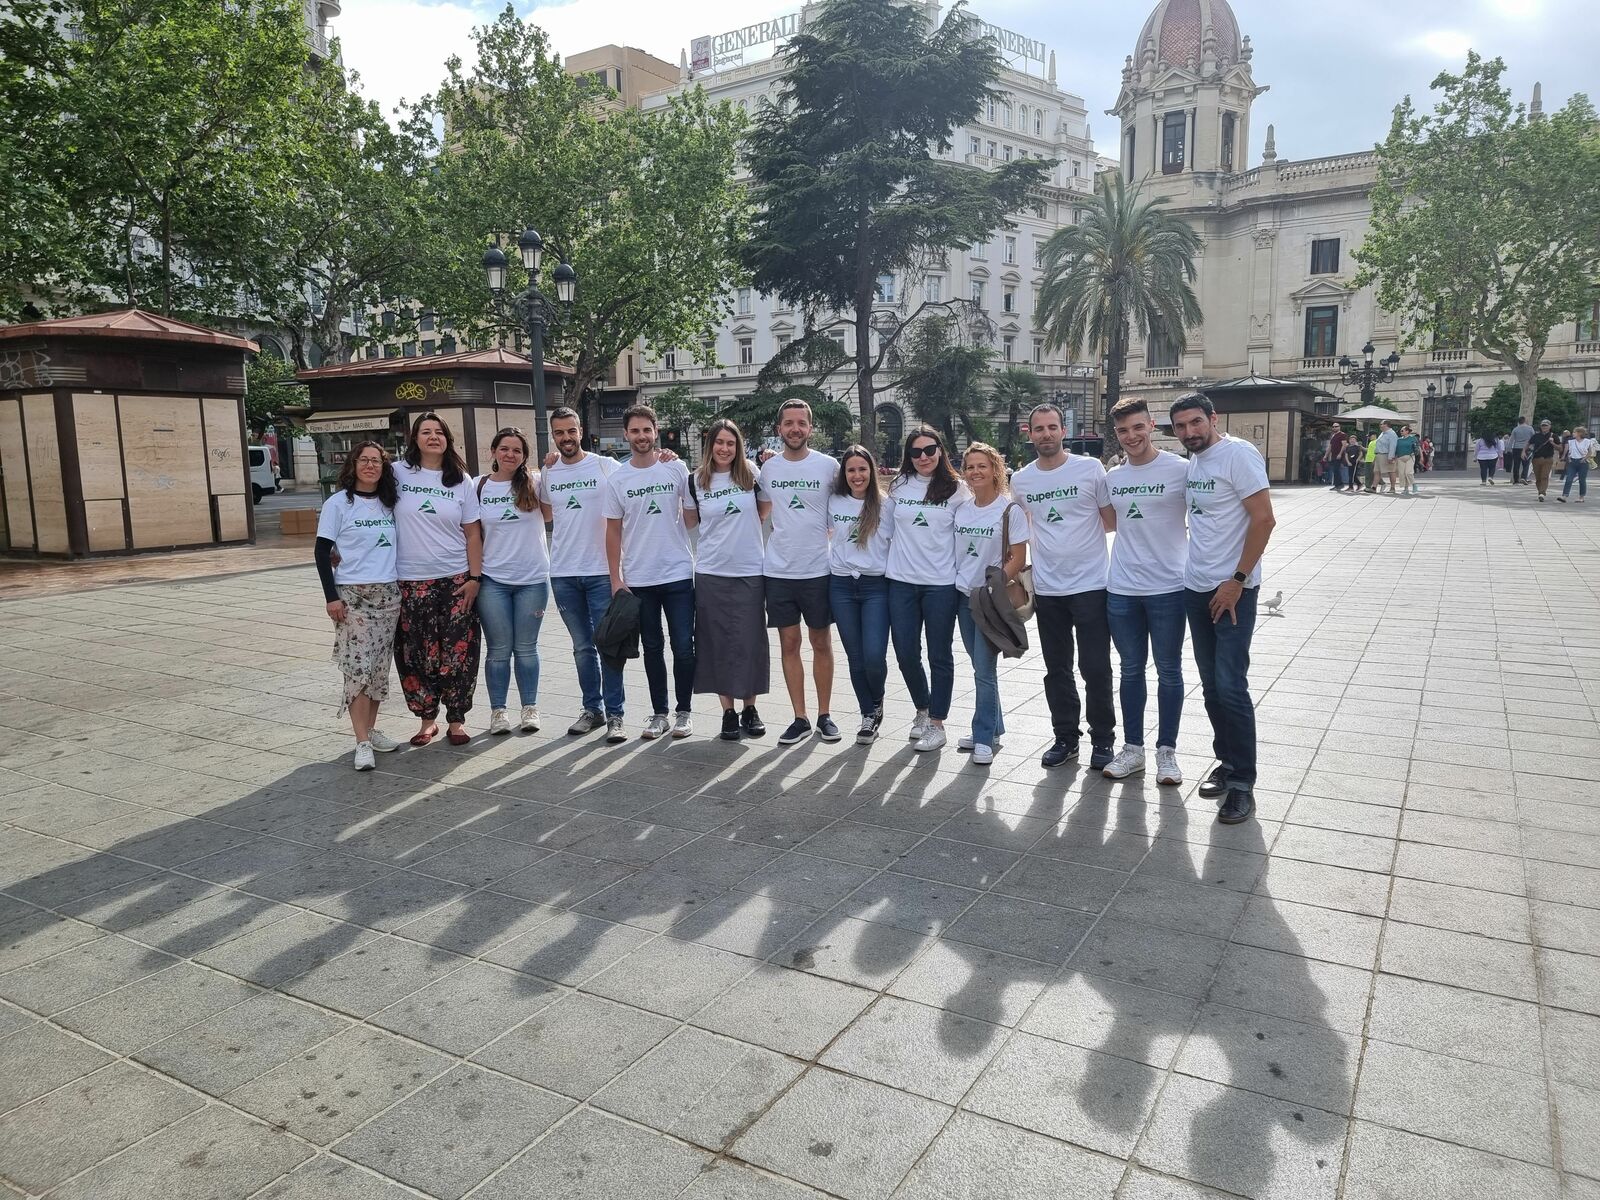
987, 365, 1043, 463
1037, 175, 1202, 420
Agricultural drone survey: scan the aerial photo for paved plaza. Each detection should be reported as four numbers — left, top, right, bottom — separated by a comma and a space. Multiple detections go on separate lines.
0, 473, 1597, 1200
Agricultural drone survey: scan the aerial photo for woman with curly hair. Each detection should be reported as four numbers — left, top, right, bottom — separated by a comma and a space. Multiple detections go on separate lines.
393, 412, 484, 746
314, 441, 403, 770
476, 427, 549, 735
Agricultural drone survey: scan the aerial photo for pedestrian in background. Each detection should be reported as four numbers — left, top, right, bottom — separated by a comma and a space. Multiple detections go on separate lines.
1508, 415, 1534, 485
1375, 421, 1399, 494
1475, 433, 1501, 485
476, 428, 548, 737
1327, 422, 1347, 491
315, 441, 402, 770
1363, 432, 1379, 492
1419, 435, 1434, 473
1343, 435, 1364, 493
1529, 420, 1559, 501
393, 412, 483, 747
1558, 425, 1596, 503
1393, 425, 1420, 496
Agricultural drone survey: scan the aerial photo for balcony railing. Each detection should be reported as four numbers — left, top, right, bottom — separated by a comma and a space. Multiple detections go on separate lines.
1143, 366, 1180, 379
1301, 357, 1338, 371
1429, 348, 1469, 363
1575, 342, 1600, 355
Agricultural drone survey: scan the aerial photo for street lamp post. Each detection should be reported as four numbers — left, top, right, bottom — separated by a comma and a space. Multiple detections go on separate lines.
1337, 340, 1401, 406
482, 228, 577, 462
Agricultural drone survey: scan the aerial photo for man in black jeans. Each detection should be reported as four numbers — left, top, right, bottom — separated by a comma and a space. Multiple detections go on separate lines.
1010, 404, 1117, 770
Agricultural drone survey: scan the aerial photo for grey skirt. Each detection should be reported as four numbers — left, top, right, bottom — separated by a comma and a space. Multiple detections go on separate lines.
693, 573, 770, 698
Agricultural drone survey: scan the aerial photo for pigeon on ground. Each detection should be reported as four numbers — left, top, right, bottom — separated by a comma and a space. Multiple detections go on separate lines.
1264, 590, 1285, 615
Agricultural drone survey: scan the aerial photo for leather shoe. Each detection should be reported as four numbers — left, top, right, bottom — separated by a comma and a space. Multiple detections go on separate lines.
1040, 740, 1079, 768
1217, 789, 1255, 825
1197, 765, 1230, 798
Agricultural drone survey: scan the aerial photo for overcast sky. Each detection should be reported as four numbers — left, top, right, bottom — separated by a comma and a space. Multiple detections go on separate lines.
337, 0, 1588, 162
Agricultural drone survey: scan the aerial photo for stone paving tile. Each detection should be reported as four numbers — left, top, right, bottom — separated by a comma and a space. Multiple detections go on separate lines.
775, 913, 930, 989
1386, 876, 1532, 942
277, 935, 469, 1017
584, 935, 759, 1017
254, 1156, 421, 1199
388, 889, 557, 956
1175, 1002, 1359, 1111
472, 990, 677, 1098
693, 964, 875, 1058
1554, 1081, 1600, 1179
135, 991, 350, 1097
1341, 1122, 1560, 1200
335, 1064, 572, 1199
891, 1110, 1124, 1199
819, 995, 1002, 1103
1546, 1009, 1600, 1086
366, 960, 563, 1055
1378, 921, 1538, 1001
192, 909, 381, 988
832, 869, 982, 936
1066, 917, 1228, 997
885, 938, 1053, 1027
46, 1105, 313, 1198
0, 1021, 114, 1116
482, 909, 654, 985
1209, 943, 1373, 1034
680, 1162, 832, 1199
0, 931, 175, 1015
474, 1108, 712, 1200
733, 1067, 952, 1200
1539, 946, 1600, 1015
1366, 974, 1545, 1073
1019, 972, 1199, 1069
1231, 894, 1383, 970
52, 962, 258, 1054
0, 1061, 204, 1194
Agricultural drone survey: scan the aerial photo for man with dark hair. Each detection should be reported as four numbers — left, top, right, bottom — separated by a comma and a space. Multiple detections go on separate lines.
1327, 422, 1346, 490
758, 398, 841, 745
1168, 392, 1275, 824
604, 405, 700, 740
539, 407, 626, 741
1507, 414, 1534, 484
1013, 402, 1117, 770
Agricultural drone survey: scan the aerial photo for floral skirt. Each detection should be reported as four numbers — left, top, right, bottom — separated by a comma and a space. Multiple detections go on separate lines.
333, 582, 401, 714
395, 575, 482, 723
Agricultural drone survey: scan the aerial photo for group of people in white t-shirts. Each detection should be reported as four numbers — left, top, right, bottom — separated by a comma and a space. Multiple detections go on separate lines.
315, 392, 1276, 826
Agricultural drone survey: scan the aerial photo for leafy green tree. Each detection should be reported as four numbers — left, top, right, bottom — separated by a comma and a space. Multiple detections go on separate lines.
740, 0, 1048, 450
53, 0, 313, 316
407, 7, 748, 410
1354, 53, 1600, 423
245, 352, 307, 429
891, 314, 993, 449
648, 385, 715, 458
988, 365, 1044, 461
1037, 175, 1201, 420
1468, 378, 1580, 439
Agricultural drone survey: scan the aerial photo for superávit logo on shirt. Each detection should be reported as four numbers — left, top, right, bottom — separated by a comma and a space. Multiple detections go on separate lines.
832, 512, 861, 542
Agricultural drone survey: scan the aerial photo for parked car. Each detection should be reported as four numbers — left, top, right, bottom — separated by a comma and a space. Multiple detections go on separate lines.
248, 446, 280, 504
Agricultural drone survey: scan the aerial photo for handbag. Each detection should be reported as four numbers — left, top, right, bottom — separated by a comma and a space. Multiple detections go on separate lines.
1000, 503, 1034, 622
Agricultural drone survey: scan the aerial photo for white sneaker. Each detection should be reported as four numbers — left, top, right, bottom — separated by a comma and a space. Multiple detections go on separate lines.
909, 709, 931, 741
606, 716, 627, 743
488, 709, 512, 736
970, 743, 994, 766
1102, 744, 1146, 779
366, 729, 402, 753
1155, 745, 1183, 786
352, 742, 375, 771
913, 726, 947, 753
642, 714, 670, 740
671, 712, 693, 739
520, 706, 541, 732
957, 735, 1002, 752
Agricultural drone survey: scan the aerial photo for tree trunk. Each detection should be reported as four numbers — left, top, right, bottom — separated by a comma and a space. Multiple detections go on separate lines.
855, 297, 876, 453
1515, 358, 1540, 424
1104, 321, 1127, 435
160, 197, 173, 316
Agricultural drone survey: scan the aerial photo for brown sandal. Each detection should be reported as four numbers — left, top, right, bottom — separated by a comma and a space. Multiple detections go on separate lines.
410, 723, 440, 747
446, 728, 471, 746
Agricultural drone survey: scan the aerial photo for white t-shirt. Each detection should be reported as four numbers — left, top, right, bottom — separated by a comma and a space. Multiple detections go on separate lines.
538, 452, 619, 579
315, 493, 397, 586
392, 462, 482, 582
758, 450, 838, 579
885, 475, 970, 586
694, 471, 766, 577
602, 459, 694, 587
1011, 455, 1111, 597
1565, 437, 1597, 462
476, 476, 550, 587
1184, 435, 1271, 591
828, 493, 892, 577
1107, 451, 1189, 596
953, 494, 1013, 596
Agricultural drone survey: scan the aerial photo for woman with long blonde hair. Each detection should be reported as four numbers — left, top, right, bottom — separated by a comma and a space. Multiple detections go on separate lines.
692, 418, 773, 738
475, 427, 549, 735
828, 444, 894, 743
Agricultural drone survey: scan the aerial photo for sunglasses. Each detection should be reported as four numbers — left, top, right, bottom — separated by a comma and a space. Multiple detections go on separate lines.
907, 444, 941, 459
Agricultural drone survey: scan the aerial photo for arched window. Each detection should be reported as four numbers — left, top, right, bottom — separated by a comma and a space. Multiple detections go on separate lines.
876, 404, 904, 467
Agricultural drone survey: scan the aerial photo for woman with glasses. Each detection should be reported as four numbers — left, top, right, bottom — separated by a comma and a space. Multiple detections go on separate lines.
476, 428, 548, 736
828, 444, 893, 744
886, 428, 968, 751
393, 411, 484, 746
315, 441, 403, 770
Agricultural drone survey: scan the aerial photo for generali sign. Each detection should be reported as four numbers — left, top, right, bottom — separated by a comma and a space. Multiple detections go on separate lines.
689, 10, 1044, 74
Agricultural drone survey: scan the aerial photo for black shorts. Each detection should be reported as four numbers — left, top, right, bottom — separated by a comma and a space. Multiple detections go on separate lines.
765, 574, 832, 629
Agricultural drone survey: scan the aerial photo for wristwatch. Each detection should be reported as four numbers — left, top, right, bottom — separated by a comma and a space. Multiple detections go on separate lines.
1231, 570, 1248, 584
466, 574, 482, 583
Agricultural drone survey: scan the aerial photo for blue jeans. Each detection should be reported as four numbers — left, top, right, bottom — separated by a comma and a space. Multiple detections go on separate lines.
478, 578, 546, 710
956, 593, 1005, 748
1184, 586, 1258, 790
1328, 461, 1346, 489
633, 577, 696, 715
830, 574, 890, 715
1563, 459, 1589, 497
552, 575, 624, 718
887, 580, 958, 720
1107, 590, 1185, 749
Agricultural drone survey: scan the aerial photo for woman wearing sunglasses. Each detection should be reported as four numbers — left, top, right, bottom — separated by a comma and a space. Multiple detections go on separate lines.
886, 428, 969, 751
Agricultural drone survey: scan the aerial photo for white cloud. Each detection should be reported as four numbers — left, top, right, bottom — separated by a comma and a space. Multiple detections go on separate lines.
1409, 29, 1475, 58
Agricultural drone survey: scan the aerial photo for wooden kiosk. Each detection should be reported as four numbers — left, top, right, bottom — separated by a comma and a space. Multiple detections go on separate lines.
0, 309, 257, 558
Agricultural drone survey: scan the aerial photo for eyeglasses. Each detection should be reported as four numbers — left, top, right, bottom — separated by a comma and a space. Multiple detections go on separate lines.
907, 444, 941, 459
354, 457, 385, 467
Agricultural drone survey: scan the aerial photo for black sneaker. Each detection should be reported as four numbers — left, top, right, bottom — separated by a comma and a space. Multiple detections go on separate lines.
816, 714, 841, 743
1198, 765, 1230, 798
1089, 744, 1116, 771
777, 717, 812, 746
1041, 739, 1079, 768
1217, 789, 1256, 825
720, 710, 741, 741
741, 706, 766, 738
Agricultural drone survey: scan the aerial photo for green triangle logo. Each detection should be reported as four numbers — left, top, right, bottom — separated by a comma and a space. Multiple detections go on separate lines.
375, 534, 392, 547
847, 527, 859, 543
565, 495, 582, 510
965, 540, 979, 557
498, 507, 518, 521
1045, 507, 1062, 523
1190, 499, 1204, 516
418, 499, 436, 514
912, 511, 929, 527
725, 499, 741, 515
645, 498, 662, 515
1127, 501, 1143, 519
787, 492, 805, 510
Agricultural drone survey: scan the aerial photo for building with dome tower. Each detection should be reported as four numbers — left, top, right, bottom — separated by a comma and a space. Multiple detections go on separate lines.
1112, 0, 1599, 474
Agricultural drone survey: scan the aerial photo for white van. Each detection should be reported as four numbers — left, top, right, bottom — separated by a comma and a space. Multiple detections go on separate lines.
248, 446, 280, 504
